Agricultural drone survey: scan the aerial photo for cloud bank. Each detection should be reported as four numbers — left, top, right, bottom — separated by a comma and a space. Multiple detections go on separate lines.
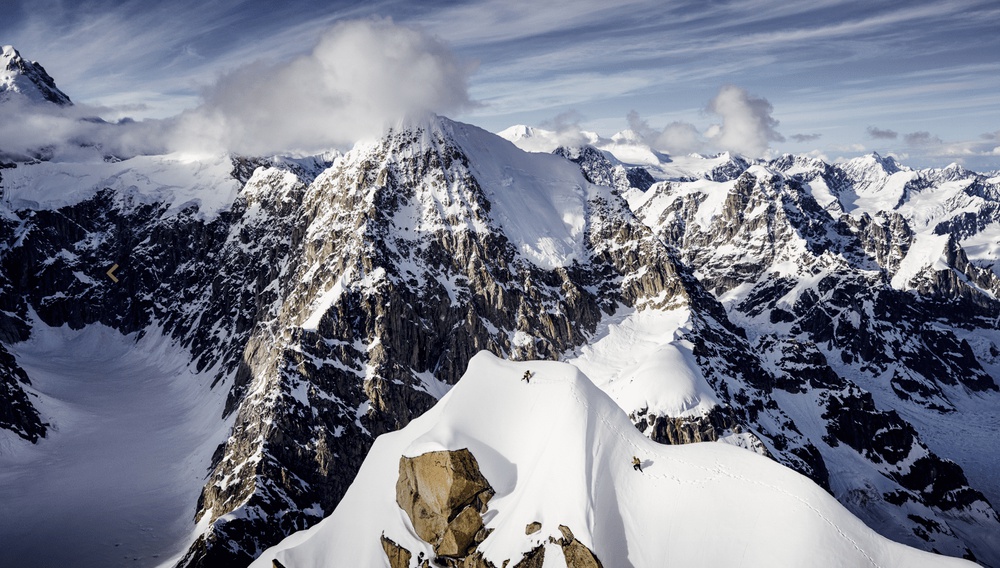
703, 85, 785, 157
621, 86, 784, 158
0, 99, 167, 161
0, 19, 473, 160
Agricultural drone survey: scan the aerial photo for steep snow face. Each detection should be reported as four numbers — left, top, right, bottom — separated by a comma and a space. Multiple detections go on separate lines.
0, 322, 229, 568
251, 352, 972, 568
443, 119, 593, 270
891, 232, 952, 290
0, 45, 72, 106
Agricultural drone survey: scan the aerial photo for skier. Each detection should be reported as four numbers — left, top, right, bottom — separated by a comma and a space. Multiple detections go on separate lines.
632, 456, 642, 472
522, 370, 532, 383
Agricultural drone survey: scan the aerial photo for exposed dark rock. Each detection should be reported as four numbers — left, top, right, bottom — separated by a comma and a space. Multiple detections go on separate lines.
511, 546, 545, 568
550, 525, 604, 568
0, 342, 45, 442
554, 146, 655, 193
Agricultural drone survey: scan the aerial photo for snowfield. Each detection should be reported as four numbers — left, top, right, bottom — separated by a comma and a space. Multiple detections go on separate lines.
0, 321, 231, 568
1, 153, 240, 219
251, 352, 971, 568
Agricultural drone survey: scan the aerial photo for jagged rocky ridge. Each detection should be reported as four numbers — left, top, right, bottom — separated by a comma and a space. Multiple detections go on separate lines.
0, 109, 998, 567
620, 153, 1000, 564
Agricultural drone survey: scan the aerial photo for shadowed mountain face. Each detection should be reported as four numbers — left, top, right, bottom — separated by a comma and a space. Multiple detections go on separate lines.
0, 58, 998, 567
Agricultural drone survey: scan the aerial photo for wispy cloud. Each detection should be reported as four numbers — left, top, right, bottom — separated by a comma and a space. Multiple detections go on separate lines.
790, 133, 822, 143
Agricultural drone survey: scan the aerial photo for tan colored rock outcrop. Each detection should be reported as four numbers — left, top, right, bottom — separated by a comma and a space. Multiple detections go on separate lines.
390, 450, 602, 568
396, 448, 495, 559
380, 534, 412, 568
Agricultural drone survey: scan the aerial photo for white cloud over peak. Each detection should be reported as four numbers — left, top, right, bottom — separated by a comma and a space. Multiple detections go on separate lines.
704, 85, 784, 157
0, 19, 474, 159
172, 18, 474, 155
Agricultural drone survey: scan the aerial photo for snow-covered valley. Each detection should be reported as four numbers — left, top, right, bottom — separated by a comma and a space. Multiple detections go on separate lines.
0, 323, 228, 568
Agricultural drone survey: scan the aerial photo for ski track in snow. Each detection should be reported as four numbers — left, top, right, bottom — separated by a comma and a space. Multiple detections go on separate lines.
0, 323, 229, 568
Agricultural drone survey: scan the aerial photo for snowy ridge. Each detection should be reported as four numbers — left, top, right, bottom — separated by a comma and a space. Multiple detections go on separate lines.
567, 307, 721, 420
252, 352, 972, 568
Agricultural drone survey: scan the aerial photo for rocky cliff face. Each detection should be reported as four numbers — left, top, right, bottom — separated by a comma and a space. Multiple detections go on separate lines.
0, 342, 44, 442
1, 117, 998, 567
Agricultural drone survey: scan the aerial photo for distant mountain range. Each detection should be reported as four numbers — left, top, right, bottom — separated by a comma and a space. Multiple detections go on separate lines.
1, 47, 998, 568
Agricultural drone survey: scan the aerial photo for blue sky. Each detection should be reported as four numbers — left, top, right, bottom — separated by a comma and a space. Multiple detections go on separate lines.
3, 0, 999, 168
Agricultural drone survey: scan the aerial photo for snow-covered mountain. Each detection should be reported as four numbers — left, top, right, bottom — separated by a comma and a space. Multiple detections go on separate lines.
251, 352, 975, 568
1, 57, 999, 568
0, 45, 71, 106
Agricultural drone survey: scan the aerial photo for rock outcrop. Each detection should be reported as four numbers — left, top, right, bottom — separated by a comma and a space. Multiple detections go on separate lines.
389, 449, 603, 568
0, 342, 45, 442
396, 449, 494, 559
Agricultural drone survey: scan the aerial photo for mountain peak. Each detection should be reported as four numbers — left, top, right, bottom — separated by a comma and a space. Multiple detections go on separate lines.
1, 45, 72, 106
860, 151, 903, 174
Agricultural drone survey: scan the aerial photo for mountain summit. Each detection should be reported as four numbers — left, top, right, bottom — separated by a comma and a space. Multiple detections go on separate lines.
0, 45, 72, 106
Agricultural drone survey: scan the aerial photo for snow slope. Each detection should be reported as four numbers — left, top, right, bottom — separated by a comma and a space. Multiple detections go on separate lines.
567, 307, 720, 420
446, 119, 592, 270
1, 153, 240, 219
0, 321, 230, 568
251, 352, 971, 568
